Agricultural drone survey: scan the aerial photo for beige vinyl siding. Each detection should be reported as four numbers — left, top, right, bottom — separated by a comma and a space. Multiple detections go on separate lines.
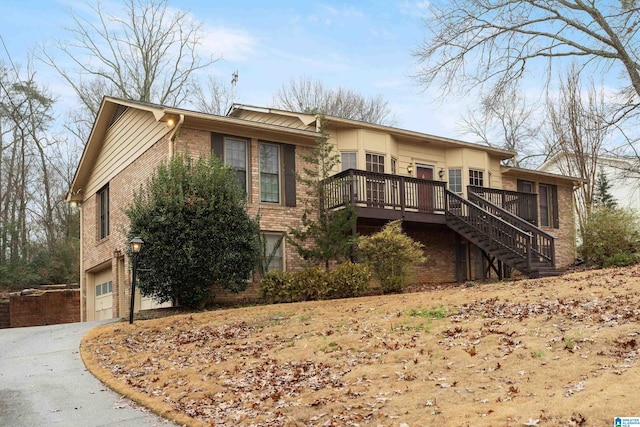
85, 109, 168, 197
400, 142, 446, 175
232, 110, 315, 131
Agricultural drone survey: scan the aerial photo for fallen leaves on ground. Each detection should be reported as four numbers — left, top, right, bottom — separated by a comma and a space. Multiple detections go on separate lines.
81, 265, 640, 426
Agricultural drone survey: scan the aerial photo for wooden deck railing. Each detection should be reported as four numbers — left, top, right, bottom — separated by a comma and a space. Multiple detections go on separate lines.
467, 186, 538, 225
446, 190, 533, 272
468, 192, 555, 267
324, 169, 447, 213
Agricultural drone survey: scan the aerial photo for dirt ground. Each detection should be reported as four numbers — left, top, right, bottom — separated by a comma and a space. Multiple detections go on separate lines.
81, 265, 640, 426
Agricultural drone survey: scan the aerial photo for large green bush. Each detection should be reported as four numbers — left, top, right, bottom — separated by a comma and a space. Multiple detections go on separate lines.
579, 207, 640, 267
260, 262, 370, 303
126, 154, 260, 308
358, 220, 425, 293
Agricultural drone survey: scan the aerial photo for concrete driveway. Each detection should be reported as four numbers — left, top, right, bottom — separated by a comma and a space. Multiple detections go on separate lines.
0, 321, 176, 427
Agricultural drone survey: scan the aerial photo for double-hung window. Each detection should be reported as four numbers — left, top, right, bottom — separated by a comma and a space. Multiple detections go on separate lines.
260, 143, 281, 203
539, 183, 559, 228
98, 184, 109, 239
341, 152, 357, 171
448, 169, 462, 194
262, 232, 284, 271
225, 138, 248, 194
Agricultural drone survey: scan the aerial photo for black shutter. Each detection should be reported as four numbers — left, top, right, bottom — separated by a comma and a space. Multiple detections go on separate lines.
211, 132, 224, 159
551, 184, 559, 229
283, 144, 296, 207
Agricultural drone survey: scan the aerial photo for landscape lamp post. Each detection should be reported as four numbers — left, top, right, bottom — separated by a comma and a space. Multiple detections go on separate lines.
129, 237, 144, 324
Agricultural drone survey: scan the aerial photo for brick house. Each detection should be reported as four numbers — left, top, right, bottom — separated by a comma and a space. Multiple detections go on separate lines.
68, 97, 580, 321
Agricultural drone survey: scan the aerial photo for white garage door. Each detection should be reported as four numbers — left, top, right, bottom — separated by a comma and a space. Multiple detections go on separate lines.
95, 280, 113, 320
139, 293, 172, 311
92, 268, 113, 321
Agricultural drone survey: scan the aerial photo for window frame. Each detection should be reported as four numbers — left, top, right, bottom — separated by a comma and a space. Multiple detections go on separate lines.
448, 168, 463, 194
224, 137, 249, 194
262, 232, 285, 272
98, 184, 109, 240
365, 153, 385, 173
538, 183, 560, 228
469, 169, 484, 187
259, 142, 281, 204
340, 152, 357, 172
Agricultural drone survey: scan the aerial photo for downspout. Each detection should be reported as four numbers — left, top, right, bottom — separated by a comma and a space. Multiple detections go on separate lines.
78, 203, 84, 322
168, 114, 185, 157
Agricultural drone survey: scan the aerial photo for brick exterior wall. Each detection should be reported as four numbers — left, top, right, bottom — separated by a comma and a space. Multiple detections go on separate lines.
81, 125, 317, 317
502, 176, 577, 268
358, 222, 458, 284
0, 300, 9, 329
81, 135, 171, 320
8, 290, 80, 328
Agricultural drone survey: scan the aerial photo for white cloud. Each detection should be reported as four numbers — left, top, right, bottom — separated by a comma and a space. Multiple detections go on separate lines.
200, 26, 255, 61
398, 0, 432, 17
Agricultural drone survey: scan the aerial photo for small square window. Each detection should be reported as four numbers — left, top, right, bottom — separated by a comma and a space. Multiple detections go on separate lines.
469, 169, 484, 187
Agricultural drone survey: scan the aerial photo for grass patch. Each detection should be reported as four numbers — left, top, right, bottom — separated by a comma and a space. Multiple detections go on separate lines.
406, 305, 448, 319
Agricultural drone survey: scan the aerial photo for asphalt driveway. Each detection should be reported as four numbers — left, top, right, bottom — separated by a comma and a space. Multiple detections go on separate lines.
0, 321, 175, 427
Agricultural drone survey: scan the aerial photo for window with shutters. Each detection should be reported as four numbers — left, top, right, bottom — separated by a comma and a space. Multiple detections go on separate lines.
260, 143, 281, 203
539, 183, 559, 228
98, 184, 109, 239
224, 137, 248, 194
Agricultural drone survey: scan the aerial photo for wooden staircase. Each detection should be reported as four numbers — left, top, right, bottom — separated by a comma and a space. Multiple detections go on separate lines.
445, 190, 559, 278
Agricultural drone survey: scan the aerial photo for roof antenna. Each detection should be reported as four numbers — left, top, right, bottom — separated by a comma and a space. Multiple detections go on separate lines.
231, 70, 238, 86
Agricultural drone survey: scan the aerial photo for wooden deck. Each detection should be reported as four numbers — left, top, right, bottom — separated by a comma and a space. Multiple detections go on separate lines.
323, 169, 448, 224
324, 169, 556, 278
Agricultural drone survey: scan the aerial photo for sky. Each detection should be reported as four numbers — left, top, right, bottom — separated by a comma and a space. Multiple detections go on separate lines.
0, 0, 469, 140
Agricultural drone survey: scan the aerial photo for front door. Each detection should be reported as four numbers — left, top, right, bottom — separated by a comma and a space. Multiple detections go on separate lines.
416, 165, 434, 212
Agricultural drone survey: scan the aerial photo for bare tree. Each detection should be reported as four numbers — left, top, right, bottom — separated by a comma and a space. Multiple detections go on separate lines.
544, 66, 612, 236
413, 1, 640, 107
458, 83, 542, 167
40, 0, 216, 139
273, 76, 398, 126
192, 76, 236, 116
0, 56, 80, 285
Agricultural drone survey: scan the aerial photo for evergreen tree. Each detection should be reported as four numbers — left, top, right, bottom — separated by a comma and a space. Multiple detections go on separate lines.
126, 155, 259, 308
593, 168, 617, 209
288, 114, 357, 269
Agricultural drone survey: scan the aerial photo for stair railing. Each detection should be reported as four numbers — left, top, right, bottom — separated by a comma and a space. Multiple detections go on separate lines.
446, 190, 532, 273
468, 191, 555, 268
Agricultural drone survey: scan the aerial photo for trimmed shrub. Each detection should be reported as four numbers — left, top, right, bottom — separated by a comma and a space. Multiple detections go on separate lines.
294, 266, 329, 301
358, 220, 426, 294
260, 262, 371, 303
579, 207, 640, 267
603, 253, 640, 268
260, 270, 295, 304
326, 262, 370, 299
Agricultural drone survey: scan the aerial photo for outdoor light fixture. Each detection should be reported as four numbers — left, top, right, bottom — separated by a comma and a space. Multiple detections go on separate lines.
407, 163, 414, 175
129, 237, 144, 324
439, 168, 445, 179
166, 118, 175, 127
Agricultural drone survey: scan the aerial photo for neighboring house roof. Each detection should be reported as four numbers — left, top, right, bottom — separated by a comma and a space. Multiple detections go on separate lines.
538, 151, 640, 173
502, 166, 585, 187
229, 103, 518, 161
